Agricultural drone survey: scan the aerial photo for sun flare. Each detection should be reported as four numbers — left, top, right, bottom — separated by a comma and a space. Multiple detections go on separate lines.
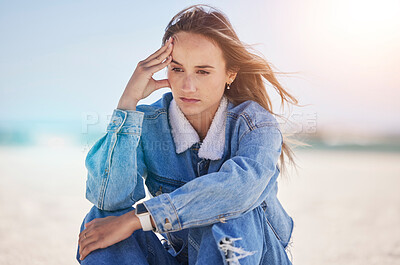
327, 0, 400, 37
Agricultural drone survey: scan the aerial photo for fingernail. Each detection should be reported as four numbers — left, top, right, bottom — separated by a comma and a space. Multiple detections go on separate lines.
168, 43, 172, 49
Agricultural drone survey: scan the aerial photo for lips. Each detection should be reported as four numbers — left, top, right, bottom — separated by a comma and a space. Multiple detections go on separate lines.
180, 97, 200, 103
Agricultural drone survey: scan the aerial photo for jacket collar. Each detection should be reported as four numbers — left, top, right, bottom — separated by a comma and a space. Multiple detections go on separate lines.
168, 96, 228, 160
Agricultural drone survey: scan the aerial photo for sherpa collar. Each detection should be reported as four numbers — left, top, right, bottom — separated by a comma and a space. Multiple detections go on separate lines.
168, 96, 228, 160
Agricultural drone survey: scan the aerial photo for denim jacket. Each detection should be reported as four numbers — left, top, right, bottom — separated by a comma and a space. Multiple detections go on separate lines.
84, 92, 294, 248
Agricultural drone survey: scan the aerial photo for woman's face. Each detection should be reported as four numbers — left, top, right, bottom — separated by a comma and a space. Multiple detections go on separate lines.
167, 31, 235, 122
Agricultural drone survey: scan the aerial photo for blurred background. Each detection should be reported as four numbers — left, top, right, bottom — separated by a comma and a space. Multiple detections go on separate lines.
1, 0, 399, 264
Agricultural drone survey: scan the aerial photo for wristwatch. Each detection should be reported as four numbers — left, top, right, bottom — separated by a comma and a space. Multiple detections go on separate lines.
135, 203, 155, 231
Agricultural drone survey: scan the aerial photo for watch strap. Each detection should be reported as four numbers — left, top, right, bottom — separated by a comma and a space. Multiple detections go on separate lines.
137, 212, 154, 231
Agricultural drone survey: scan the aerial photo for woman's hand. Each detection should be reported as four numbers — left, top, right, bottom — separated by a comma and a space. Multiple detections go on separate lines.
117, 37, 174, 110
78, 210, 141, 261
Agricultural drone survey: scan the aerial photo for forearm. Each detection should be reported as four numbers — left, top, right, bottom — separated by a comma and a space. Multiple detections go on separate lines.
117, 94, 139, 111
85, 109, 146, 210
145, 160, 278, 233
122, 210, 142, 231
144, 125, 283, 233
123, 211, 156, 231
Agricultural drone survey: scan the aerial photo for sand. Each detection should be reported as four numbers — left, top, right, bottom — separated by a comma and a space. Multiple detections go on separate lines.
0, 146, 399, 264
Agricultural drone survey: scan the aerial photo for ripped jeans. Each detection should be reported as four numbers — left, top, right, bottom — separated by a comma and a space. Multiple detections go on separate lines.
76, 205, 292, 265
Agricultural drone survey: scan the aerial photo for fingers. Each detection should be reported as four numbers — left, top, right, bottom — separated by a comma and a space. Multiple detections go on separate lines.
143, 42, 174, 69
147, 55, 173, 74
84, 220, 94, 228
79, 233, 95, 250
79, 241, 100, 261
79, 228, 92, 242
78, 228, 98, 260
143, 37, 174, 66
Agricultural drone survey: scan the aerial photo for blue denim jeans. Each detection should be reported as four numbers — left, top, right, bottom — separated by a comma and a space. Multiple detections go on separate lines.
76, 205, 292, 265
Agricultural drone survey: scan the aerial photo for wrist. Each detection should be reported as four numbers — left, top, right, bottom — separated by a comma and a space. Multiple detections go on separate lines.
122, 210, 142, 231
117, 94, 140, 110
135, 203, 156, 231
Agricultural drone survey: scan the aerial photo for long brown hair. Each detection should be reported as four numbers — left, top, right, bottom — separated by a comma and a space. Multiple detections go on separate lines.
162, 4, 300, 174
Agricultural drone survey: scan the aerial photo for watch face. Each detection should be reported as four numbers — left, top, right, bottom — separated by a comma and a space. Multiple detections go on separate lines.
136, 203, 148, 215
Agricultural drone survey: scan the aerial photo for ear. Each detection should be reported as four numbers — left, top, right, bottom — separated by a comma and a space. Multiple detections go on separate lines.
227, 70, 238, 84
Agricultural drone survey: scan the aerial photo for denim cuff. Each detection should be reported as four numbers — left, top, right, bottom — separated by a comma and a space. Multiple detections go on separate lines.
143, 194, 182, 233
107, 109, 144, 134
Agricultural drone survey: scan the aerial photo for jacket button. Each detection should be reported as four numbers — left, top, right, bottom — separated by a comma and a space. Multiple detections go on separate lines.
155, 187, 162, 196
164, 218, 172, 230
112, 117, 122, 125
164, 223, 172, 230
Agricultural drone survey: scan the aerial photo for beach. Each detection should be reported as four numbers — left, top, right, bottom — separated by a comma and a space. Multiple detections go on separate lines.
0, 146, 399, 264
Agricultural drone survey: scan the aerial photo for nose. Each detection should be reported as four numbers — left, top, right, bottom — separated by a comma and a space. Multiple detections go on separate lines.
182, 74, 196, 92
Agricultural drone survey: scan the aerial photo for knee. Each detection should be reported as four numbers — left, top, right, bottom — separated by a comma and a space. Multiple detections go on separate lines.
76, 206, 138, 256
76, 206, 155, 264
188, 209, 265, 265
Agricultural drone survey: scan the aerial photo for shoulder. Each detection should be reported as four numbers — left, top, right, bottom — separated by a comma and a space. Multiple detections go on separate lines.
227, 99, 280, 130
135, 92, 173, 119
227, 99, 283, 152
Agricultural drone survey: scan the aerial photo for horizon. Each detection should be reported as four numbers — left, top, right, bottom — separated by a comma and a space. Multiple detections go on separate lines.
1, 0, 399, 141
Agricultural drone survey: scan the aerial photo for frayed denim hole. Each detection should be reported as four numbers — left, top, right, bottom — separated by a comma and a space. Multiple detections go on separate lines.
218, 237, 257, 265
285, 234, 294, 263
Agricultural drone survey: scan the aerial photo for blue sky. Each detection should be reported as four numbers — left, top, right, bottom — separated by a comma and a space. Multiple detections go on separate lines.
1, 0, 399, 138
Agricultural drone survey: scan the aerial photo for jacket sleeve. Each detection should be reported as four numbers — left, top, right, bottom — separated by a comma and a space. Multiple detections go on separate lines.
143, 124, 283, 233
85, 109, 147, 211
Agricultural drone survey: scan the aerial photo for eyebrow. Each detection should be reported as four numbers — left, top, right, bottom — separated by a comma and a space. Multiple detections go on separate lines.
171, 59, 215, 69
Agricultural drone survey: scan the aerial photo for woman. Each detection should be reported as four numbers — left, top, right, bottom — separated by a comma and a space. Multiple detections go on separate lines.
77, 4, 298, 265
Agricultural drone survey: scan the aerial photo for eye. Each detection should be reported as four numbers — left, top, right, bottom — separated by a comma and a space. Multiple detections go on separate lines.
197, 70, 210, 75
171, 67, 183, 72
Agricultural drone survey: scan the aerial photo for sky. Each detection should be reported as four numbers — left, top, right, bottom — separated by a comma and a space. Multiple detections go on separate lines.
1, 0, 399, 140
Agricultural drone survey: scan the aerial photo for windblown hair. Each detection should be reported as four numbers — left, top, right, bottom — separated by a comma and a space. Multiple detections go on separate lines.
162, 4, 300, 174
